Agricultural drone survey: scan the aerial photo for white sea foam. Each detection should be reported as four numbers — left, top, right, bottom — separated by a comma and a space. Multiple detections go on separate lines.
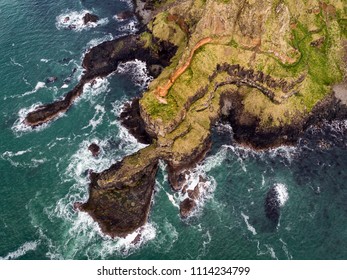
0, 241, 38, 260
1, 148, 47, 168
118, 20, 138, 33
40, 58, 50, 63
2, 149, 31, 157
56, 10, 109, 32
116, 59, 153, 89
274, 183, 289, 207
241, 212, 257, 235
4, 82, 46, 100
86, 33, 114, 49
97, 222, 156, 258
82, 105, 105, 131
265, 245, 278, 260
256, 241, 278, 259
82, 77, 110, 104
12, 102, 61, 136
12, 102, 42, 133
279, 238, 292, 260
110, 100, 148, 154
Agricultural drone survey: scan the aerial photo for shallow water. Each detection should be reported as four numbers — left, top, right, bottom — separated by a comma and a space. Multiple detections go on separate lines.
0, 0, 347, 260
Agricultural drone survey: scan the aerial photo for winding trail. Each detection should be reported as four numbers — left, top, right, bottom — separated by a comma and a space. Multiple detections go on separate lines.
155, 37, 213, 99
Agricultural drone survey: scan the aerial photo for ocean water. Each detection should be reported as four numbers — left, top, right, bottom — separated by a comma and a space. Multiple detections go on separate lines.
0, 0, 347, 260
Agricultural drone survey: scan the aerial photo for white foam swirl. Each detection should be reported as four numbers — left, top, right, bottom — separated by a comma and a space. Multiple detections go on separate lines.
0, 241, 39, 260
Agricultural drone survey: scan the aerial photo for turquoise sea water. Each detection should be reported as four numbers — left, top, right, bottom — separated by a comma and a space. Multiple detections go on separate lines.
0, 0, 347, 260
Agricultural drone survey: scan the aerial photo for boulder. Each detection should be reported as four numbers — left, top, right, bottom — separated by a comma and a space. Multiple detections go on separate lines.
88, 143, 100, 157
180, 198, 196, 218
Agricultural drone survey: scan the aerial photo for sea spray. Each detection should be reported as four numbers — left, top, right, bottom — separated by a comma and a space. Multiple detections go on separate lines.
56, 10, 109, 32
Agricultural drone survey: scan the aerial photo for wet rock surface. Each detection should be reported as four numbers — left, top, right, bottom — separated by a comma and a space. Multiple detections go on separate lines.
83, 13, 99, 25
88, 143, 101, 157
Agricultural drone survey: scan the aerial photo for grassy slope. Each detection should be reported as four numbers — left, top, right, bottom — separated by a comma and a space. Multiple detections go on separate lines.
139, 0, 346, 154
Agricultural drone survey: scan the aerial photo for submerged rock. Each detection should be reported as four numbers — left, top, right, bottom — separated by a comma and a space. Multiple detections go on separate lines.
264, 186, 281, 224
46, 76, 57, 83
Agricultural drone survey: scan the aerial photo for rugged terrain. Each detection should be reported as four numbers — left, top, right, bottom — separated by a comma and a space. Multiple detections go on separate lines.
24, 0, 347, 237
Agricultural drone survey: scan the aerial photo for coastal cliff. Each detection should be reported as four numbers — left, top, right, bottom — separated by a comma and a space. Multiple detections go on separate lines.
24, 0, 347, 237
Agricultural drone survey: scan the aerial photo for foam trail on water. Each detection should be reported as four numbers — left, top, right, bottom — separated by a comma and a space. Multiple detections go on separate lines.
4, 82, 46, 100
0, 241, 39, 260
241, 212, 257, 235
82, 105, 105, 131
10, 57, 24, 68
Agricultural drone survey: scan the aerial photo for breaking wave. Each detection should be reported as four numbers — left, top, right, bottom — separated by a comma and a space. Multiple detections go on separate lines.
116, 59, 153, 89
56, 10, 109, 32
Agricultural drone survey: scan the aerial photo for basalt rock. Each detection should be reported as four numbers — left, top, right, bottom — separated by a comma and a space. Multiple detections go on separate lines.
119, 98, 153, 144
115, 11, 134, 21
180, 198, 197, 218
24, 34, 177, 127
88, 143, 101, 157
80, 153, 159, 238
83, 13, 99, 25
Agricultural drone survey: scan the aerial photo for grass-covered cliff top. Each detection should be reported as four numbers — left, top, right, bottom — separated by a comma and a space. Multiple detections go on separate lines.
139, 0, 346, 147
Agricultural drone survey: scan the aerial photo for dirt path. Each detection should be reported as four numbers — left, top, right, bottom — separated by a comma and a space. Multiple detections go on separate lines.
155, 37, 213, 98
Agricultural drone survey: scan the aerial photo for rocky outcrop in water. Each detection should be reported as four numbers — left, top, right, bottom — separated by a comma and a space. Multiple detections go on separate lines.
83, 13, 99, 25
24, 35, 177, 127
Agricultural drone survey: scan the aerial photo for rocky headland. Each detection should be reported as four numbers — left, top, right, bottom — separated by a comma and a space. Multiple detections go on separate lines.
23, 0, 347, 237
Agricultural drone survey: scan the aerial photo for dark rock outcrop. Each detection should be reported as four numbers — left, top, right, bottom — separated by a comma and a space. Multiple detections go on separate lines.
24, 34, 177, 127
80, 155, 159, 238
180, 198, 197, 218
83, 13, 99, 25
115, 11, 134, 21
88, 143, 100, 157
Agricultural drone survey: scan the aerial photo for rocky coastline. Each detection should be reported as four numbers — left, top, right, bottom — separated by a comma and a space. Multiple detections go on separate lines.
22, 0, 347, 238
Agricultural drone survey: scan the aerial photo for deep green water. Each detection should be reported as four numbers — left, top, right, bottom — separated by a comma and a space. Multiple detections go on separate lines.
0, 0, 347, 260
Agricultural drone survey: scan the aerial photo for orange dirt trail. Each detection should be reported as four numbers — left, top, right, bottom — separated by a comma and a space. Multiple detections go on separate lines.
155, 37, 213, 98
